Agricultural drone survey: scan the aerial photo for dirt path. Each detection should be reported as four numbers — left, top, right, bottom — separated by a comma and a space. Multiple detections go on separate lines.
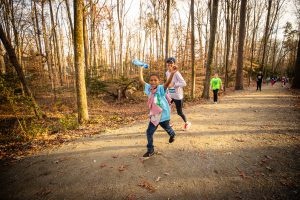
1, 84, 299, 200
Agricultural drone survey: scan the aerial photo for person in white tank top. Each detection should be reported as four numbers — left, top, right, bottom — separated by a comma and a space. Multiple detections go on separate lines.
165, 57, 191, 130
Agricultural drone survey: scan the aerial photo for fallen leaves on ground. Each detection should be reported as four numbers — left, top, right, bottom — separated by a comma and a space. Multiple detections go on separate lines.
35, 188, 51, 197
236, 167, 252, 179
100, 164, 107, 168
233, 138, 245, 142
155, 176, 161, 182
138, 180, 156, 192
118, 164, 128, 172
126, 193, 138, 200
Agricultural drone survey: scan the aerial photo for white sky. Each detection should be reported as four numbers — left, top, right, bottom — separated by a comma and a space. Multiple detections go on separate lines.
126, 0, 299, 40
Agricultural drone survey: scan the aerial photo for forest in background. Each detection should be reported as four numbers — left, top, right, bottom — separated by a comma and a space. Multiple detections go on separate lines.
0, 0, 299, 158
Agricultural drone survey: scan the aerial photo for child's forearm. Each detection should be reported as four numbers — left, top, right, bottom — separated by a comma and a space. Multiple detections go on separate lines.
139, 68, 146, 85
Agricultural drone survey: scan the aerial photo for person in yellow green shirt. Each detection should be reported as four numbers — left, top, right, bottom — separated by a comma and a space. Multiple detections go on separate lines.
210, 73, 223, 104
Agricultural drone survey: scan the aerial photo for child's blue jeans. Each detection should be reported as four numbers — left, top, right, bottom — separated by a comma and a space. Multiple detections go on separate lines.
146, 120, 175, 152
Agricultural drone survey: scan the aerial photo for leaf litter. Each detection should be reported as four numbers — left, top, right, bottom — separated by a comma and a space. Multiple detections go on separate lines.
138, 180, 156, 192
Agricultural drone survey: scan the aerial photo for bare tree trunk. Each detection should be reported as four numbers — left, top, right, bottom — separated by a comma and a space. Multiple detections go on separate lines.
229, 1, 239, 71
124, 30, 131, 77
202, 0, 219, 99
0, 45, 5, 74
235, 0, 247, 90
204, 7, 209, 69
214, 10, 222, 69
261, 0, 272, 73
74, 0, 89, 124
196, 3, 204, 68
142, 31, 148, 62
117, 0, 125, 76
65, 0, 74, 41
191, 0, 196, 98
224, 0, 232, 89
271, 21, 279, 73
249, 2, 257, 86
31, 1, 40, 53
138, 1, 143, 60
89, 1, 95, 76
183, 11, 191, 71
41, 0, 56, 97
108, 2, 118, 78
164, 0, 171, 74
157, 1, 166, 62
33, 1, 43, 55
49, 0, 63, 86
292, 33, 300, 88
152, 1, 160, 62
149, 29, 153, 71
97, 28, 103, 70
83, 7, 90, 77
64, 0, 74, 86
109, 24, 115, 78
249, 1, 264, 85
59, 24, 67, 83
10, 0, 21, 62
0, 24, 42, 118
3, 0, 12, 43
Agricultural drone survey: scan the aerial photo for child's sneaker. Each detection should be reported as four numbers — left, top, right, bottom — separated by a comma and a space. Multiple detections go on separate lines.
184, 122, 191, 130
143, 149, 154, 157
169, 135, 175, 143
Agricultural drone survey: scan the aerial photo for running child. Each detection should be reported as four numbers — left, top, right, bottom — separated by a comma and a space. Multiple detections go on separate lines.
139, 66, 177, 157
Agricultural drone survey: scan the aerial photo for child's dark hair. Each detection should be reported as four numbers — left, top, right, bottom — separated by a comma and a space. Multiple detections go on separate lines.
150, 73, 160, 80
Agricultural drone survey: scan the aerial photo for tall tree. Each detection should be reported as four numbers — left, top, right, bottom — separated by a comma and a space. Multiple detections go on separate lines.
90, 0, 96, 76
223, 0, 237, 89
41, 0, 56, 96
33, 0, 43, 56
0, 24, 42, 118
164, 0, 171, 73
0, 45, 5, 74
49, 0, 64, 86
195, 1, 205, 69
292, 33, 300, 88
74, 0, 89, 123
249, 0, 263, 86
229, 1, 240, 71
202, 0, 219, 99
64, 0, 74, 41
116, 0, 132, 76
83, 3, 90, 76
260, 0, 272, 73
235, 0, 247, 90
190, 0, 196, 98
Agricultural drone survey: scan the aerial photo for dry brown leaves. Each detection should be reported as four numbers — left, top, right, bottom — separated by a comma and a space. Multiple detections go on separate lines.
236, 167, 252, 179
100, 163, 107, 168
138, 180, 156, 192
118, 164, 129, 172
126, 193, 138, 200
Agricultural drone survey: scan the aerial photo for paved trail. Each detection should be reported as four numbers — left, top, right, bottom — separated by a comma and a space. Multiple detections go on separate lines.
1, 85, 299, 200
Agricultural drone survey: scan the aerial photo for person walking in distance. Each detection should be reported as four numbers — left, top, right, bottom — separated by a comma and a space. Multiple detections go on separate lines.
210, 73, 223, 104
256, 71, 263, 91
165, 57, 191, 130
